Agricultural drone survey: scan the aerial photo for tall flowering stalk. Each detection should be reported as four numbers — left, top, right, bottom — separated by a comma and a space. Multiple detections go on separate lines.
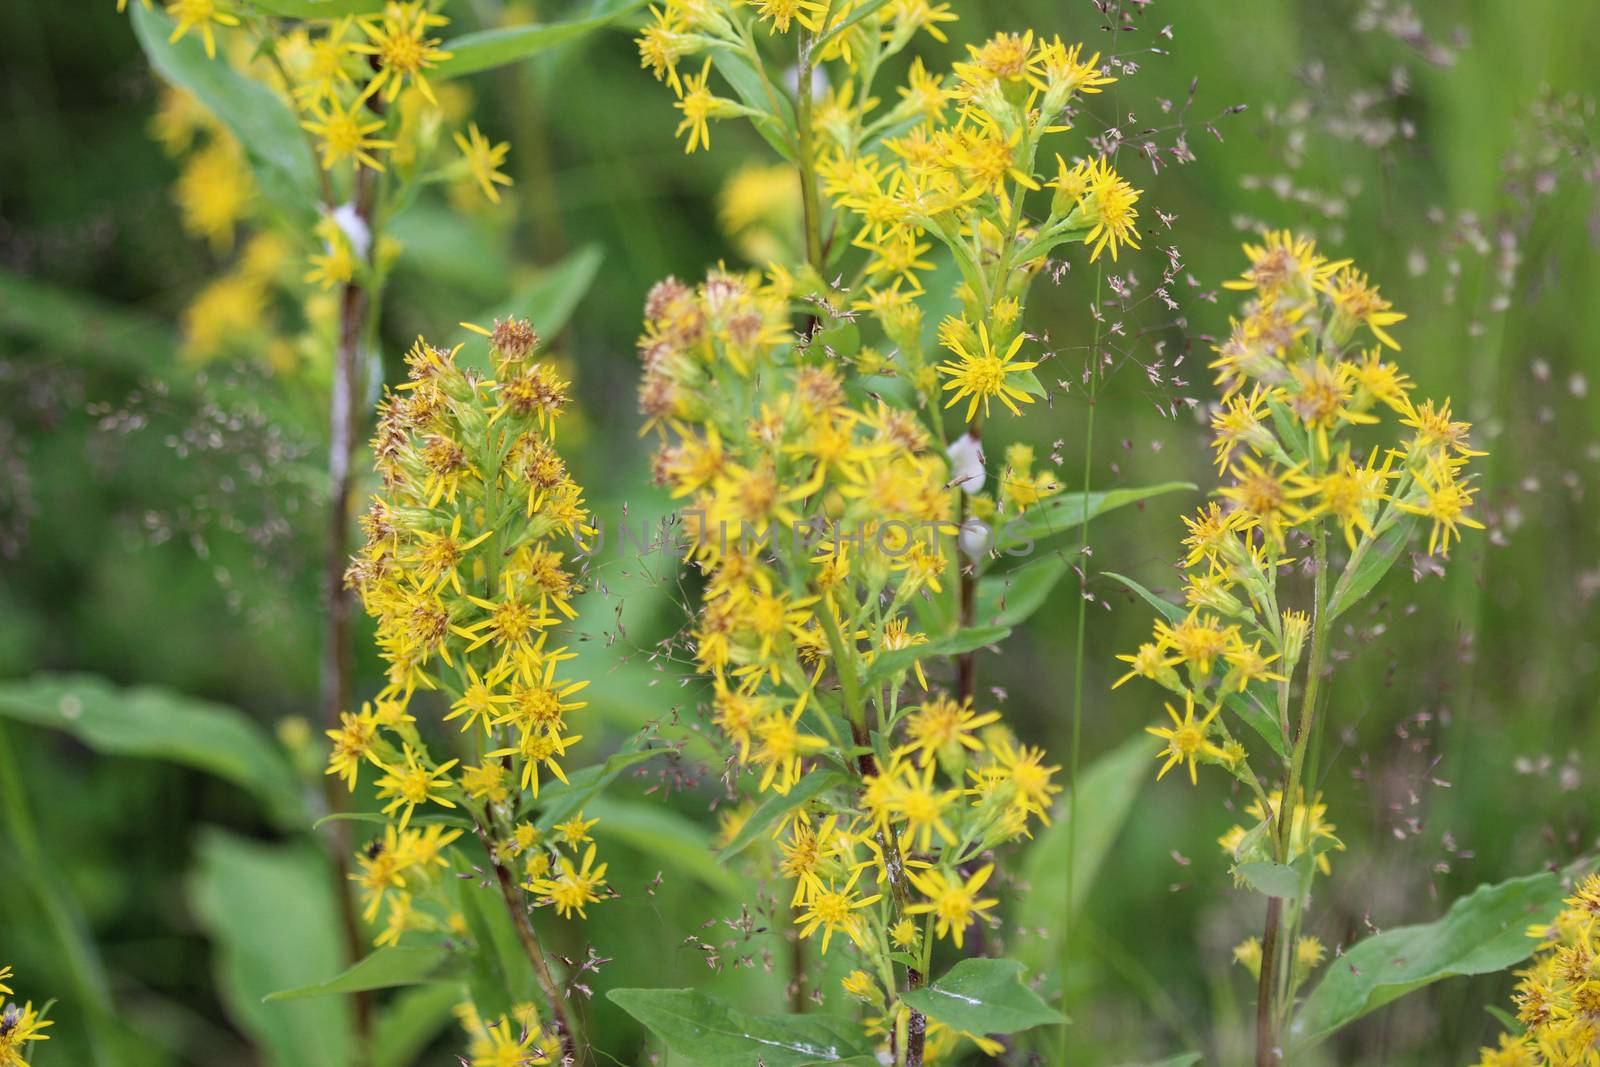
627, 4, 1166, 1064
333, 318, 600, 1063
1115, 232, 1487, 1065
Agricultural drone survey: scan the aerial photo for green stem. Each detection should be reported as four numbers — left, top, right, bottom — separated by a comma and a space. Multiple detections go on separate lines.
1058, 268, 1103, 1060
794, 30, 825, 271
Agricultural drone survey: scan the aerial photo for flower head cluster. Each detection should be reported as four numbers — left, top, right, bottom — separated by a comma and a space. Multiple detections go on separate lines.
0, 966, 52, 1067
636, 5, 1143, 433
640, 266, 1060, 1060
128, 2, 513, 362
1475, 873, 1600, 1066
1118, 233, 1487, 794
332, 318, 610, 942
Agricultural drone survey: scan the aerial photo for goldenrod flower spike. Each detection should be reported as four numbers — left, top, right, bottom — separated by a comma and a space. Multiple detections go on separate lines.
1116, 234, 1485, 1056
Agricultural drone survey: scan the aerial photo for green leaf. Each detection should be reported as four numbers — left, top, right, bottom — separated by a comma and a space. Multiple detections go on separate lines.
371, 983, 463, 1067
312, 809, 474, 831
457, 875, 538, 1022
534, 744, 668, 830
434, 0, 651, 80
265, 944, 462, 1001
1327, 516, 1419, 620
861, 624, 1010, 687
1103, 571, 1187, 625
1224, 687, 1289, 760
1291, 867, 1581, 1049
1018, 735, 1157, 974
994, 482, 1195, 554
717, 771, 845, 862
243, 0, 385, 15
1236, 861, 1303, 899
977, 555, 1069, 628
1114, 1056, 1203, 1067
607, 988, 870, 1066
188, 831, 355, 1067
708, 49, 797, 161
900, 958, 1066, 1035
130, 6, 319, 225
450, 243, 605, 355
589, 797, 749, 898
0, 673, 305, 828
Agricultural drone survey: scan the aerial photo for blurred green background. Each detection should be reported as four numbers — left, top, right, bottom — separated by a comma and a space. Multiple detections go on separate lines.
1, 0, 1597, 1064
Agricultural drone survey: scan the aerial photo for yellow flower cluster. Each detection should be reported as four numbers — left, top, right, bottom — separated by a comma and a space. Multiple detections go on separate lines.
640, 266, 1060, 1061
0, 965, 51, 1067
636, 3, 1142, 429
327, 317, 596, 1056
1118, 231, 1486, 792
131, 1, 513, 361
1475, 874, 1600, 1066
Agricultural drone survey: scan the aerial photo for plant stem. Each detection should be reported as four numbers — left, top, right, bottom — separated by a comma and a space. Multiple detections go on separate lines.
795, 30, 825, 272
322, 156, 380, 1058
818, 602, 925, 1066
1256, 895, 1282, 1067
1257, 524, 1330, 1065
1058, 269, 1104, 1062
482, 825, 580, 1062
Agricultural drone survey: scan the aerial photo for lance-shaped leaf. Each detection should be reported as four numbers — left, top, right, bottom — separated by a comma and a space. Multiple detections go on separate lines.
1018, 735, 1157, 974
1327, 515, 1419, 620
861, 624, 1010, 688
901, 958, 1067, 1035
717, 770, 845, 861
976, 555, 1069, 628
608, 988, 871, 1066
1291, 867, 1583, 1049
992, 482, 1194, 555
266, 944, 463, 1001
130, 6, 320, 225
0, 673, 304, 828
433, 0, 652, 80
244, 0, 384, 15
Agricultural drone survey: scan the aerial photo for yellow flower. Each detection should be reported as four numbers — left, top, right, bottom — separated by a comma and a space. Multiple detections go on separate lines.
165, 0, 240, 60
353, 1, 452, 105
750, 0, 826, 33
325, 705, 380, 790
526, 843, 609, 918
795, 869, 881, 953
0, 982, 53, 1067
174, 139, 252, 252
454, 123, 513, 203
1077, 156, 1141, 262
1318, 264, 1406, 349
303, 97, 396, 171
1395, 455, 1485, 557
553, 811, 600, 849
674, 59, 732, 154
905, 864, 998, 949
898, 694, 999, 765
373, 743, 459, 829
1145, 692, 1225, 784
469, 1016, 551, 1067
937, 321, 1039, 421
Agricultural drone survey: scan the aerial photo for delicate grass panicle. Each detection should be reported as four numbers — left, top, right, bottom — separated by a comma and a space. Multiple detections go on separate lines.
1116, 231, 1487, 1064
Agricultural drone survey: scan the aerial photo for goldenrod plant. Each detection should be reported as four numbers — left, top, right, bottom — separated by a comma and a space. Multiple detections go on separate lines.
614, 4, 1189, 1064
333, 316, 600, 1062
1113, 232, 1502, 1064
